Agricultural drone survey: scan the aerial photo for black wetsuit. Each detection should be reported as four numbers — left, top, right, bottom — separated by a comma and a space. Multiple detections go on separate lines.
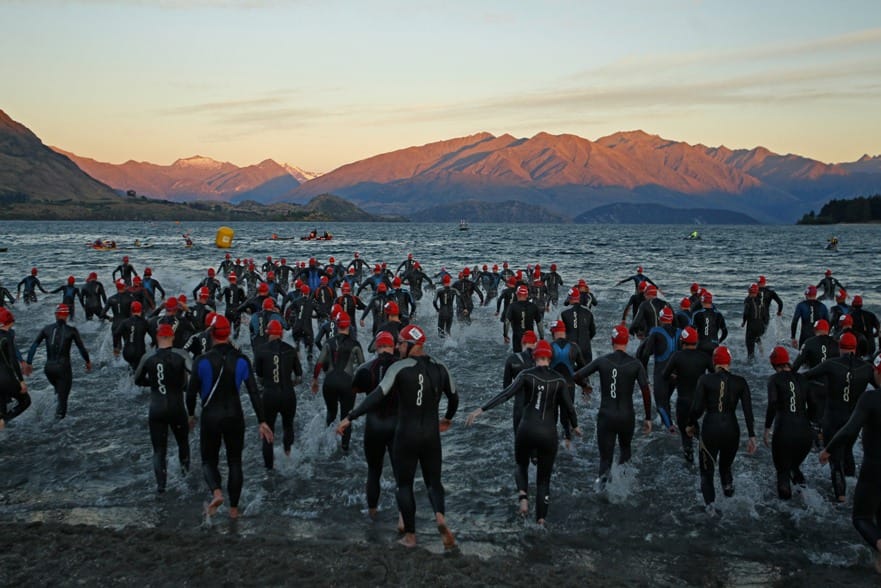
504, 299, 543, 352
817, 276, 845, 301
0, 329, 30, 423
793, 333, 840, 429
742, 295, 764, 360
112, 262, 139, 286
113, 314, 155, 371
758, 286, 783, 329
220, 285, 246, 337
560, 304, 597, 362
352, 351, 400, 510
691, 307, 728, 356
254, 339, 302, 468
765, 369, 817, 499
26, 320, 90, 418
689, 369, 755, 505
663, 348, 713, 462
630, 298, 668, 339
17, 275, 47, 304
453, 278, 484, 325
503, 348, 535, 432
574, 350, 651, 479
481, 366, 577, 521
102, 290, 134, 352
824, 388, 881, 551
850, 308, 880, 359
81, 280, 107, 320
637, 324, 680, 429
495, 285, 516, 321
348, 354, 458, 535
187, 343, 266, 509
433, 286, 462, 338
286, 296, 318, 359
544, 271, 564, 306
360, 292, 390, 336
805, 354, 874, 497
134, 347, 192, 492
314, 334, 365, 450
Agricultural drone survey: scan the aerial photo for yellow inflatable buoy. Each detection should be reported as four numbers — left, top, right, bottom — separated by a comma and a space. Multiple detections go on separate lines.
215, 226, 234, 248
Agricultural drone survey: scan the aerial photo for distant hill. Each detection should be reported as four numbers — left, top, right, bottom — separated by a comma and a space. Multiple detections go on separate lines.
413, 199, 567, 223
575, 203, 759, 225
0, 110, 393, 221
0, 109, 122, 207
52, 148, 315, 203
274, 131, 881, 223
797, 194, 881, 224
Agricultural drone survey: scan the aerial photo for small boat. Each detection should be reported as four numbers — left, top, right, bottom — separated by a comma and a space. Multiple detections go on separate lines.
826, 237, 839, 251
684, 230, 701, 240
300, 230, 333, 241
458, 220, 469, 231
89, 239, 117, 250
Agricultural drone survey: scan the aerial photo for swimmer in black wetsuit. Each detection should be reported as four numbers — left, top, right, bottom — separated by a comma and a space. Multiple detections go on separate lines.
820, 356, 881, 574
574, 325, 652, 483
17, 267, 47, 304
351, 331, 400, 519
26, 304, 92, 419
114, 301, 156, 372
560, 287, 597, 362
817, 269, 846, 301
629, 285, 668, 339
663, 327, 713, 464
764, 346, 818, 500
134, 323, 192, 493
804, 332, 874, 501
432, 275, 462, 338
466, 339, 581, 524
756, 275, 783, 331
0, 308, 30, 429
686, 346, 757, 507
741, 283, 764, 361
691, 291, 728, 356
80, 272, 107, 320
112, 255, 138, 286
338, 324, 458, 549
614, 265, 658, 290
311, 312, 364, 451
502, 331, 537, 432
102, 280, 134, 356
253, 319, 302, 469
549, 320, 587, 443
504, 285, 543, 352
849, 296, 880, 359
186, 315, 273, 518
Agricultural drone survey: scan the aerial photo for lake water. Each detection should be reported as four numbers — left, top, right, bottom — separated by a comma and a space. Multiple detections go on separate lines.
1, 220, 879, 585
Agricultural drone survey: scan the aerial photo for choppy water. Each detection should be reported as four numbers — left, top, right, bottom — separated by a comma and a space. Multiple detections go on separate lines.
1, 220, 880, 584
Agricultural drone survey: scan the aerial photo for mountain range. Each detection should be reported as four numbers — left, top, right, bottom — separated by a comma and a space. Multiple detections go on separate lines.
0, 109, 383, 222
53, 148, 320, 203
5, 107, 881, 223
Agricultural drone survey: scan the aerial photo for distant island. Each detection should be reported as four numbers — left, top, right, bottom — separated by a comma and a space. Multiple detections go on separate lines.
575, 203, 759, 225
797, 194, 881, 224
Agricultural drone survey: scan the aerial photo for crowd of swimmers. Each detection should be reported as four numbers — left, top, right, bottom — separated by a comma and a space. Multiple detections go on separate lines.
2, 252, 881, 568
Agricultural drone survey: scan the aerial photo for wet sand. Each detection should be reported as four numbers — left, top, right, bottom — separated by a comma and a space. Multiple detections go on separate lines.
0, 521, 876, 587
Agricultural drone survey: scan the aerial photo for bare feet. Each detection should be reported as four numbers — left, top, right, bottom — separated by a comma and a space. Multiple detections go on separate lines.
229, 507, 239, 519
206, 490, 224, 516
435, 513, 456, 549
399, 533, 417, 548
838, 495, 846, 503
368, 508, 377, 520
537, 519, 546, 526
518, 495, 529, 517
0, 418, 5, 431
397, 513, 405, 534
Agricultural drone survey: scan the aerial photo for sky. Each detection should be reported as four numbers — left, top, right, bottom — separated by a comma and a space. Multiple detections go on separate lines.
2, 0, 881, 172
